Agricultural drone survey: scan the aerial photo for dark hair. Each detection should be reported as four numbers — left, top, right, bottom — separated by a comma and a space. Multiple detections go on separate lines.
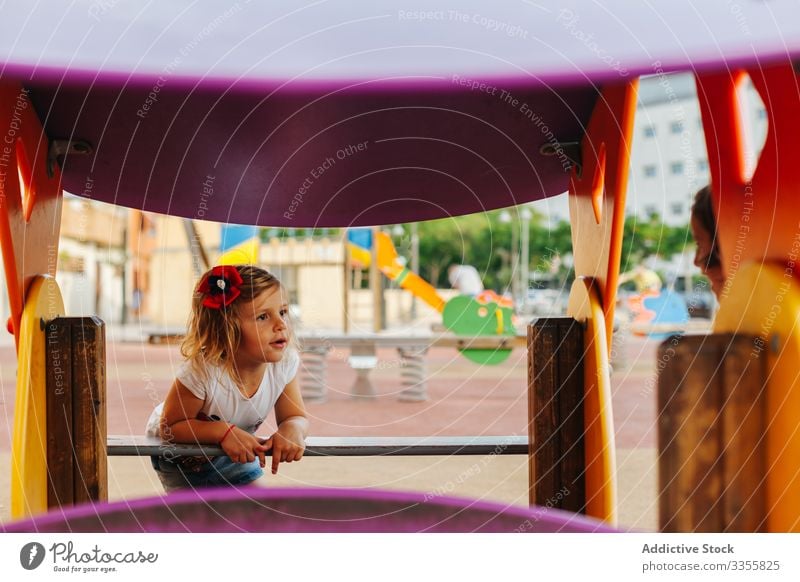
691, 186, 721, 269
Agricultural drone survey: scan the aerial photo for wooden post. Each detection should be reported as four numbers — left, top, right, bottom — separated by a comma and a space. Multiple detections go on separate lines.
45, 321, 73, 508
528, 317, 586, 513
658, 333, 767, 532
45, 316, 107, 508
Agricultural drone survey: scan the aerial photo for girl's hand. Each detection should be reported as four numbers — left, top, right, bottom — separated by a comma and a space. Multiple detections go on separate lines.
262, 420, 306, 474
220, 425, 269, 467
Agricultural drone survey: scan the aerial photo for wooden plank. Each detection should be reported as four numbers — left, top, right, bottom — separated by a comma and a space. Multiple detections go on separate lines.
70, 317, 107, 504
713, 263, 800, 531
529, 319, 560, 507
527, 323, 537, 506
657, 335, 684, 532
720, 336, 767, 532
658, 334, 767, 532
659, 334, 724, 532
529, 317, 585, 512
556, 318, 586, 513
45, 319, 73, 508
107, 435, 528, 458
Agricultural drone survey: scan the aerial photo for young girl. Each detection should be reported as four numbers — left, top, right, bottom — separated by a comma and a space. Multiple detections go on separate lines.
146, 264, 308, 491
690, 185, 725, 299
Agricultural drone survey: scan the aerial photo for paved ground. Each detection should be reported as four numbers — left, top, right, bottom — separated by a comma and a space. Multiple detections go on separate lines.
0, 329, 667, 530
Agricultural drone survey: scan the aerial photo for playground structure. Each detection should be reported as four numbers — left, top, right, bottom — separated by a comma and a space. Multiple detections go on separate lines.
348, 229, 517, 364
1, 2, 800, 532
617, 266, 691, 338
142, 219, 489, 334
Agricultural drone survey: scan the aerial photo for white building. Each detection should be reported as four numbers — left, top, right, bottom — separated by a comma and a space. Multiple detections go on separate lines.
535, 72, 768, 227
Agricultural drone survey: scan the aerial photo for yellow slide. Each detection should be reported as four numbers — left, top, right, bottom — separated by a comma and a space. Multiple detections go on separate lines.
371, 232, 446, 313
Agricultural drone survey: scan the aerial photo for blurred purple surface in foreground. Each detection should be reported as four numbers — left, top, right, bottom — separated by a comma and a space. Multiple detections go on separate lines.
2, 487, 616, 533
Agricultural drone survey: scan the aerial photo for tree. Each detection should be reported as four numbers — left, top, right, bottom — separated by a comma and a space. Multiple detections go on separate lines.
620, 213, 692, 272
392, 209, 693, 293
413, 208, 574, 291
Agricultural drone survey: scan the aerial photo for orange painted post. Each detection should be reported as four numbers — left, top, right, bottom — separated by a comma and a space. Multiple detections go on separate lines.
568, 80, 639, 351
558, 80, 638, 524
0, 82, 64, 349
697, 63, 800, 271
2, 82, 69, 518
696, 60, 800, 531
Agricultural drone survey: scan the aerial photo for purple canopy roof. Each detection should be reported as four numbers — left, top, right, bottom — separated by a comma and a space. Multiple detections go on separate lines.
2, 1, 799, 226
1, 487, 617, 533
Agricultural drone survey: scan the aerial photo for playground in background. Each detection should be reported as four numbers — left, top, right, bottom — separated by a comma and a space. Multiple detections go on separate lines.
348, 229, 516, 364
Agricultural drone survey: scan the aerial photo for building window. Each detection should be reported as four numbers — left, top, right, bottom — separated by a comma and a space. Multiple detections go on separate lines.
671, 202, 684, 216
698, 159, 709, 172
643, 125, 656, 138
757, 108, 767, 120
670, 120, 684, 134
670, 161, 684, 175
643, 165, 657, 178
645, 205, 658, 216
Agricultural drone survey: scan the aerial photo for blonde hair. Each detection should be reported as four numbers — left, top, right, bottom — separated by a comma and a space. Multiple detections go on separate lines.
181, 265, 295, 388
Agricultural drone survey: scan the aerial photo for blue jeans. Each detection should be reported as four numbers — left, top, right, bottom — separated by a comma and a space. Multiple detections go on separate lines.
151, 455, 264, 492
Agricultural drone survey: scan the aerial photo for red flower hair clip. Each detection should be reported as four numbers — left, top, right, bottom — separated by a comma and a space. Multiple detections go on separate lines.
198, 266, 243, 309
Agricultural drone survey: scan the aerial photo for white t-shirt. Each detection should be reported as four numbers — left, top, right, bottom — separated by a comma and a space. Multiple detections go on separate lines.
146, 348, 300, 437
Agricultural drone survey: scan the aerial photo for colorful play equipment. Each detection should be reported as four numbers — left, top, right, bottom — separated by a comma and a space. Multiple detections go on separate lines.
355, 229, 447, 313
2, 2, 800, 531
349, 228, 515, 364
217, 225, 260, 266
442, 294, 515, 364
619, 267, 690, 338
625, 290, 690, 338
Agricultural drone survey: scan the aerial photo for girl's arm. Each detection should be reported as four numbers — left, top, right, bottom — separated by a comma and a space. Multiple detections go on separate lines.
263, 375, 308, 474
160, 379, 230, 443
160, 379, 269, 466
